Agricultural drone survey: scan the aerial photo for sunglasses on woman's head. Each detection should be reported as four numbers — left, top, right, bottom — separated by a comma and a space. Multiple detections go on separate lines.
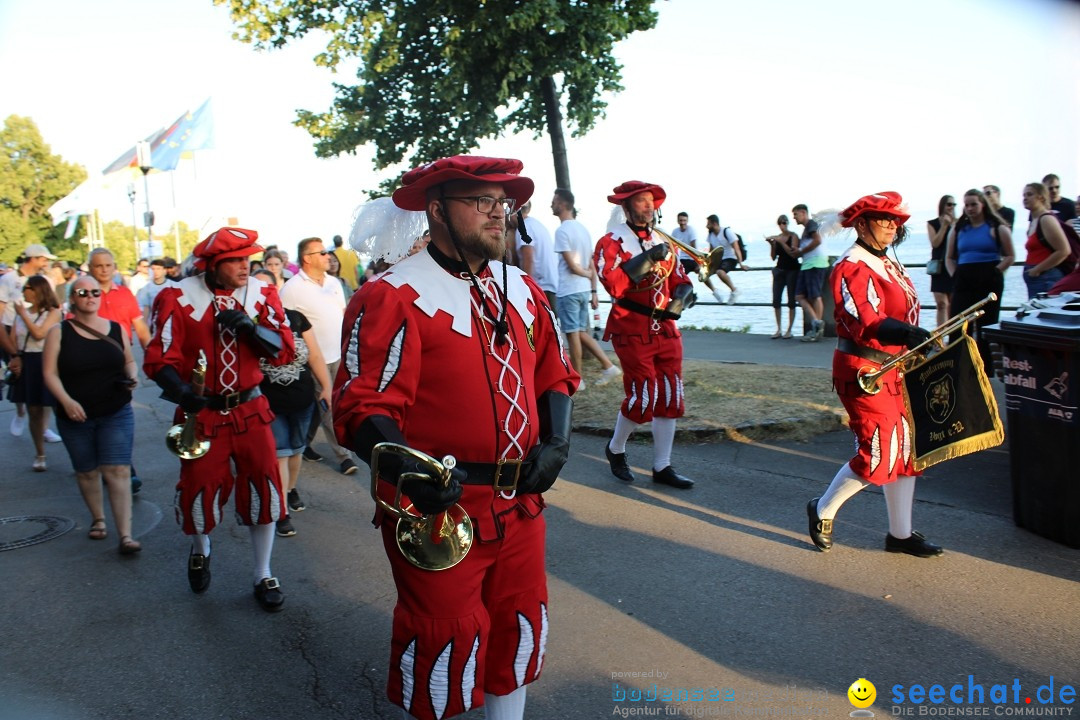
73, 288, 102, 298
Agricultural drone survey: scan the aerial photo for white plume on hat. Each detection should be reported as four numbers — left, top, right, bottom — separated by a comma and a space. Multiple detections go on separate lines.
349, 197, 428, 265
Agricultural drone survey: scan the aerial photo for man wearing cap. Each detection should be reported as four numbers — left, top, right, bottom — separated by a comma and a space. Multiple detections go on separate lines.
333, 155, 577, 720
594, 180, 697, 490
143, 227, 295, 612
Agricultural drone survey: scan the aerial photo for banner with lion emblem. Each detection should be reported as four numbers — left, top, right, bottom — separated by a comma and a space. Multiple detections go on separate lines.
902, 334, 1004, 470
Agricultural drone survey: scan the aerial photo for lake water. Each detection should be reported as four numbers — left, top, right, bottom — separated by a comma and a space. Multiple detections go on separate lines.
593, 232, 1028, 336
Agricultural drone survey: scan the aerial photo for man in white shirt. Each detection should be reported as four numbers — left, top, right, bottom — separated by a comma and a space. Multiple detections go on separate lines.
509, 200, 559, 307
669, 212, 700, 277
127, 259, 150, 297
552, 189, 621, 389
137, 258, 171, 321
280, 237, 358, 481
702, 214, 745, 304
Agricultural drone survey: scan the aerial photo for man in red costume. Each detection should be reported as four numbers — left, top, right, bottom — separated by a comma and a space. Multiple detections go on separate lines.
333, 156, 577, 720
143, 227, 296, 611
594, 180, 696, 489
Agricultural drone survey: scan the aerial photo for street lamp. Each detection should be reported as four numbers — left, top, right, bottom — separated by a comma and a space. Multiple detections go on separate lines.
127, 183, 139, 260
135, 140, 155, 259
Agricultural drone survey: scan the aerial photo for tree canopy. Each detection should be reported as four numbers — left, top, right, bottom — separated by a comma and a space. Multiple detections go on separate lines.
215, 0, 658, 192
0, 115, 87, 262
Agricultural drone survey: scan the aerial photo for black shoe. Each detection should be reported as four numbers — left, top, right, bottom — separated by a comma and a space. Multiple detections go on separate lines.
807, 498, 832, 552
131, 474, 142, 495
340, 459, 358, 476
652, 466, 694, 489
187, 553, 211, 594
254, 577, 285, 612
276, 516, 297, 537
302, 446, 322, 462
885, 530, 943, 558
287, 489, 305, 513
604, 444, 635, 483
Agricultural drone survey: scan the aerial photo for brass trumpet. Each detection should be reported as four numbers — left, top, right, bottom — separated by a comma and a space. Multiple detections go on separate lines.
857, 293, 998, 395
166, 350, 210, 459
652, 227, 726, 283
370, 442, 473, 571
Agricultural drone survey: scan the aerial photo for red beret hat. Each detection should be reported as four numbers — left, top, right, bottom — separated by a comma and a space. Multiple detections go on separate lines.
392, 155, 535, 212
607, 180, 667, 207
192, 227, 263, 270
840, 191, 910, 228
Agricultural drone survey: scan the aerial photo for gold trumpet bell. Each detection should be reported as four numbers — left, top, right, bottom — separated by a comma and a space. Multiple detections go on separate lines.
165, 421, 210, 460
396, 504, 474, 571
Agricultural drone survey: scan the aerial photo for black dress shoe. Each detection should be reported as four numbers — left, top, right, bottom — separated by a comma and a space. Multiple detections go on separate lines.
652, 466, 694, 489
885, 530, 943, 558
254, 577, 285, 612
188, 553, 211, 594
807, 497, 833, 552
605, 444, 635, 483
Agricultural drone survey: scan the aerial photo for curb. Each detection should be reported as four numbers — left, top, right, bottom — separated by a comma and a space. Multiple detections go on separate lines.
574, 410, 847, 443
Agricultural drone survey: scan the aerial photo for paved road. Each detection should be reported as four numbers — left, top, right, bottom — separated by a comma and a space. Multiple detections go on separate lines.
3, 331, 1077, 719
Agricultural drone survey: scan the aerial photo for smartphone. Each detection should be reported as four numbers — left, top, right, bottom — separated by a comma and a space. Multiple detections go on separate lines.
319, 399, 330, 413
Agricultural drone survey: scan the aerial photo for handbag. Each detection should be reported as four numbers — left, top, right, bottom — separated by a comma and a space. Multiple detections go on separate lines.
926, 258, 944, 276
4, 314, 37, 385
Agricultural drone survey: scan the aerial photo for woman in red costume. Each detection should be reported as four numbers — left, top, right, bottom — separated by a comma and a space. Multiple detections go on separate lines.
806, 192, 943, 558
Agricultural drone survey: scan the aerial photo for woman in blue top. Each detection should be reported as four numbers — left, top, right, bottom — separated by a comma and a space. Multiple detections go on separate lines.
945, 188, 1014, 369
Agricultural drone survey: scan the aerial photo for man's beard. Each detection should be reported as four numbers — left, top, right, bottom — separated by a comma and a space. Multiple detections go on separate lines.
628, 209, 654, 228
454, 224, 506, 262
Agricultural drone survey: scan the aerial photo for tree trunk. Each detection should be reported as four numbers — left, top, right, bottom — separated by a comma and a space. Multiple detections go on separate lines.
541, 75, 571, 192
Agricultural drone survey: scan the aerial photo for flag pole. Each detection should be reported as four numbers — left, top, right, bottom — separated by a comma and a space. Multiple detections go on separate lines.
171, 172, 182, 259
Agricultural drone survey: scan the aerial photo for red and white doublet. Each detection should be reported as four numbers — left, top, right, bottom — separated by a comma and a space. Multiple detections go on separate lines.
333, 249, 577, 720
143, 274, 295, 534
832, 244, 922, 485
594, 225, 693, 423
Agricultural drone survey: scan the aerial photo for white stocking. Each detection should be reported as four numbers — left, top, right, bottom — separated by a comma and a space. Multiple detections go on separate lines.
817, 463, 870, 520
249, 523, 275, 585
651, 416, 677, 471
484, 685, 527, 720
883, 475, 916, 539
191, 533, 210, 557
608, 412, 640, 454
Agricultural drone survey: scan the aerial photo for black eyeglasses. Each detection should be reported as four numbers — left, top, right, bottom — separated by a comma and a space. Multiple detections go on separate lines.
73, 288, 102, 298
444, 195, 516, 214
304, 249, 330, 257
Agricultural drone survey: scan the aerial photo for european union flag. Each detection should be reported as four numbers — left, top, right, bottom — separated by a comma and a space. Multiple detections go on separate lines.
102, 98, 215, 174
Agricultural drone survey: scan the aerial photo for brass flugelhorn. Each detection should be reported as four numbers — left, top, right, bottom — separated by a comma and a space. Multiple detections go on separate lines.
166, 350, 210, 459
651, 227, 726, 283
370, 442, 473, 571
857, 293, 998, 395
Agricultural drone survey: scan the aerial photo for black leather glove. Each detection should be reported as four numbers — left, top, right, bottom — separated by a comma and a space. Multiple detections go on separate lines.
518, 391, 573, 495
664, 283, 697, 319
216, 309, 256, 337
876, 317, 932, 349
621, 243, 671, 283
154, 365, 208, 414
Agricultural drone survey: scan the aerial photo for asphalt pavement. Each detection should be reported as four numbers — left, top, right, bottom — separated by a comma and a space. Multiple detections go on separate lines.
2, 330, 1077, 720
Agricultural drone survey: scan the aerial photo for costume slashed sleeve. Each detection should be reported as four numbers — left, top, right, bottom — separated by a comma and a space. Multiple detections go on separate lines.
333, 279, 421, 450
594, 232, 635, 300
522, 274, 578, 397
142, 286, 190, 381
256, 282, 295, 367
834, 259, 891, 345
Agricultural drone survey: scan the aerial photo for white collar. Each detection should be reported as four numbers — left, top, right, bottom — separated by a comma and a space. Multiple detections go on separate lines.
175, 274, 269, 321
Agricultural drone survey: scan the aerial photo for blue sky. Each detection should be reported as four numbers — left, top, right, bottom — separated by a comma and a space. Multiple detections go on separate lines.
1, 0, 1077, 252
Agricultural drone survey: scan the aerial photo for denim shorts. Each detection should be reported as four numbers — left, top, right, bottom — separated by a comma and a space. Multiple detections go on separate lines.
270, 404, 314, 458
55, 404, 134, 473
1023, 265, 1064, 299
556, 291, 591, 333
796, 267, 828, 300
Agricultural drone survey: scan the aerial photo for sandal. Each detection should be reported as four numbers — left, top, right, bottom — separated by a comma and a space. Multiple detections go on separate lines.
88, 519, 107, 540
118, 536, 142, 555
33, 455, 47, 472
770, 331, 783, 339
782, 331, 793, 339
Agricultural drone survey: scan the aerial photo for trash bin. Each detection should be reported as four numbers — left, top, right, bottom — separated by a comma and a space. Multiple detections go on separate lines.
984, 297, 1080, 548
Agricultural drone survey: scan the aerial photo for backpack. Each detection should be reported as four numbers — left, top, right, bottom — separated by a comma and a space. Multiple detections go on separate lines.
1035, 213, 1080, 274
724, 227, 747, 261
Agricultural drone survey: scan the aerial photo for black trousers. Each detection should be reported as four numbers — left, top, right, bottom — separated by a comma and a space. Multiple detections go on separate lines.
950, 261, 1004, 369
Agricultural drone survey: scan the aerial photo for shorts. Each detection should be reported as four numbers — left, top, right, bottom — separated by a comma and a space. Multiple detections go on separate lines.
55, 404, 134, 473
772, 267, 799, 308
718, 258, 738, 274
679, 257, 700, 275
556, 291, 590, 333
270, 403, 315, 458
796, 267, 828, 300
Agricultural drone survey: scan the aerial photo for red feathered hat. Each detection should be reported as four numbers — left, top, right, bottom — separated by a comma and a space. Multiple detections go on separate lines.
392, 155, 534, 212
192, 227, 263, 270
840, 191, 910, 227
607, 180, 667, 207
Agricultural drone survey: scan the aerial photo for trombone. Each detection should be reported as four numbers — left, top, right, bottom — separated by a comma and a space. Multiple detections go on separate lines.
652, 227, 725, 283
857, 293, 998, 395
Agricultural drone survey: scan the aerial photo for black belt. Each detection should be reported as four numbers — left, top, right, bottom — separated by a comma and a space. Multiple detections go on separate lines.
617, 298, 679, 322
203, 387, 262, 411
455, 459, 531, 492
837, 338, 891, 364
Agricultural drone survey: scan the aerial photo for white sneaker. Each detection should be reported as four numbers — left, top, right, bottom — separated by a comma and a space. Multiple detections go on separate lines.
726, 290, 739, 305
595, 366, 623, 386
711, 289, 726, 304
11, 414, 25, 437
44, 428, 62, 443
577, 378, 587, 392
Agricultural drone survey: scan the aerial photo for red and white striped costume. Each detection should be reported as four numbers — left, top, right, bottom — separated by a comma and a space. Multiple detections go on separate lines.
832, 244, 923, 485
594, 225, 693, 423
143, 274, 295, 533
333, 248, 576, 720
